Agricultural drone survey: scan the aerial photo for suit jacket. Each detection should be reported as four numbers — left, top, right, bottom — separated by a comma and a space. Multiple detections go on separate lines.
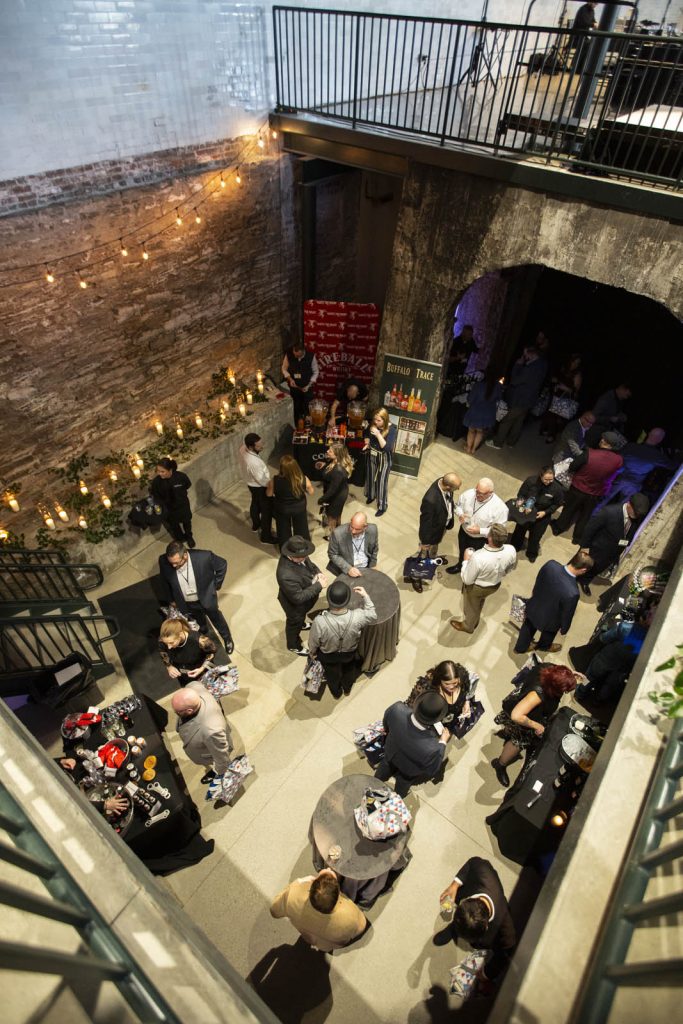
453, 857, 516, 979
176, 681, 232, 774
270, 877, 367, 952
276, 555, 322, 618
327, 524, 379, 575
580, 504, 636, 567
525, 559, 580, 635
382, 702, 446, 780
419, 479, 455, 545
158, 549, 227, 613
553, 417, 590, 463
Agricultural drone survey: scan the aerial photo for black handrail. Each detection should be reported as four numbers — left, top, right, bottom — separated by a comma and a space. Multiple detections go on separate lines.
0, 563, 104, 605
272, 7, 683, 190
0, 614, 119, 676
0, 548, 68, 567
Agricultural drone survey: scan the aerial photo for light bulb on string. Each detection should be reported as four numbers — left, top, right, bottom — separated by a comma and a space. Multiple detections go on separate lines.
220, 175, 226, 189
176, 422, 184, 440
257, 136, 265, 149
77, 272, 87, 289
235, 168, 242, 185
271, 129, 278, 139
38, 503, 56, 530
6, 492, 20, 513
109, 469, 118, 483
54, 501, 69, 523
195, 213, 202, 224
142, 244, 150, 261
154, 420, 164, 436
45, 266, 55, 284
0, 527, 8, 542
78, 514, 88, 530
195, 413, 203, 430
120, 240, 128, 257
79, 480, 88, 495
175, 209, 183, 226
101, 492, 112, 509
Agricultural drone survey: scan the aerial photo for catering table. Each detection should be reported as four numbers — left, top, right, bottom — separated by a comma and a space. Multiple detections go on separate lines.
335, 567, 401, 673
292, 433, 367, 487
486, 708, 589, 865
63, 695, 213, 874
310, 773, 411, 905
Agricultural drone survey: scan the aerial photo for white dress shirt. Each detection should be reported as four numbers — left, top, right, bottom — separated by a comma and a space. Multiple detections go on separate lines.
455, 489, 508, 538
352, 533, 370, 569
176, 555, 199, 602
461, 543, 517, 587
238, 444, 270, 488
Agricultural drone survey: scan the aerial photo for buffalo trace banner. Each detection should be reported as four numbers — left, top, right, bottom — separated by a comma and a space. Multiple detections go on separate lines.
378, 353, 442, 477
303, 299, 380, 403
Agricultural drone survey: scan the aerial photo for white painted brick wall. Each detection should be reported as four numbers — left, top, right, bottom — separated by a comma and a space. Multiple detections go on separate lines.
0, 1, 675, 180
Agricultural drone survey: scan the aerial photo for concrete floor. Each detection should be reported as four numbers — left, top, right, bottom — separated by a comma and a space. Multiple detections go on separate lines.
82, 423, 600, 1023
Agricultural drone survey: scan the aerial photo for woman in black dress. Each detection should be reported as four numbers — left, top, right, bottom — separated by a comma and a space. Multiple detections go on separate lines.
266, 454, 314, 549
151, 457, 195, 547
491, 662, 577, 787
406, 661, 473, 736
158, 617, 216, 683
316, 443, 354, 537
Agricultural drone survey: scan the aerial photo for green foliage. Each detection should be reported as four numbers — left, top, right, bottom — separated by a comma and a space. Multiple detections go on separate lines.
649, 648, 683, 718
0, 529, 26, 549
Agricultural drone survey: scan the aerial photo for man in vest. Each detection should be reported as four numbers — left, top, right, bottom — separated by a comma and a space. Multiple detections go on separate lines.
552, 432, 624, 544
282, 341, 320, 425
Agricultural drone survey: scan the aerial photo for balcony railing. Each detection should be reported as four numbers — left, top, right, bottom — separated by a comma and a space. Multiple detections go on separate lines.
273, 6, 683, 190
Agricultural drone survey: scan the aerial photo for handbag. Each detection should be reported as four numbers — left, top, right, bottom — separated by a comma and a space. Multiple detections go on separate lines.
549, 395, 579, 420
403, 555, 439, 582
205, 754, 253, 802
202, 664, 239, 698
354, 785, 411, 840
509, 594, 527, 629
353, 720, 386, 768
301, 655, 325, 695
553, 456, 574, 490
495, 399, 509, 423
531, 387, 551, 417
448, 698, 485, 739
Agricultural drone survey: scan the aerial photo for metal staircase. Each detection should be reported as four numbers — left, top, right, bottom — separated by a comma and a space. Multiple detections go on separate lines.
0, 561, 104, 615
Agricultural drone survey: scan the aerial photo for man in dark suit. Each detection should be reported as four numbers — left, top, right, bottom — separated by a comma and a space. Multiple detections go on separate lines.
327, 513, 378, 577
276, 535, 328, 655
552, 410, 596, 464
159, 541, 233, 654
514, 551, 593, 654
374, 692, 449, 797
578, 493, 649, 596
417, 472, 461, 561
434, 857, 516, 987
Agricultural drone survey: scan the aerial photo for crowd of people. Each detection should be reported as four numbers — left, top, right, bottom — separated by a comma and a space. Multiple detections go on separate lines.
138, 330, 678, 1005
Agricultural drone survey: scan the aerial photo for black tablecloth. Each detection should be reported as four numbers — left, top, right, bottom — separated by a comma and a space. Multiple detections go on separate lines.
310, 774, 411, 904
336, 568, 401, 672
486, 708, 580, 864
66, 695, 213, 874
293, 437, 366, 486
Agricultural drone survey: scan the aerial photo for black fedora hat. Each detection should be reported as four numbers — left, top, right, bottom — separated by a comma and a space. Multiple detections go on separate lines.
414, 691, 448, 727
281, 535, 315, 558
327, 580, 351, 608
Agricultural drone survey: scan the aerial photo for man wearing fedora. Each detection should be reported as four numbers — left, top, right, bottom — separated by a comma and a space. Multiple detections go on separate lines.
308, 580, 377, 698
276, 535, 328, 655
374, 692, 450, 797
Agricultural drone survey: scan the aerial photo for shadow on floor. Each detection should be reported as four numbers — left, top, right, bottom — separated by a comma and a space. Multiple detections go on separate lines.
248, 939, 334, 1023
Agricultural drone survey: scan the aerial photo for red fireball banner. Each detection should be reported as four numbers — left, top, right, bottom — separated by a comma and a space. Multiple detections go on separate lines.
303, 299, 380, 403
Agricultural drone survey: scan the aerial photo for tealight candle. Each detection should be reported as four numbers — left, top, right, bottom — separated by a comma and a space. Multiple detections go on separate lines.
154, 420, 164, 436
8, 495, 20, 513
78, 515, 87, 530
246, 391, 253, 405
176, 423, 184, 439
79, 480, 88, 495
238, 402, 246, 417
195, 414, 203, 430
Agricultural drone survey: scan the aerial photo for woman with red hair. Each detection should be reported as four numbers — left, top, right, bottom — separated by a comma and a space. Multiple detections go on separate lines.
491, 662, 577, 788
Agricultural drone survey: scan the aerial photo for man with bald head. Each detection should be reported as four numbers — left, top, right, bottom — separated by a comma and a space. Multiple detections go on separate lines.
413, 473, 462, 592
446, 477, 508, 575
327, 511, 379, 577
172, 682, 233, 785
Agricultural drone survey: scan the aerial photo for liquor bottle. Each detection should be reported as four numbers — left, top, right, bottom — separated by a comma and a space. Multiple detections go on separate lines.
400, 390, 409, 410
407, 387, 415, 412
416, 389, 426, 413
384, 386, 392, 406
390, 383, 398, 407
396, 385, 403, 407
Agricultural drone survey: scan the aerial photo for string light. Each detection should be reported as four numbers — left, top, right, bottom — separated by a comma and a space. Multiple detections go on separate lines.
195, 213, 202, 224
54, 501, 69, 523
257, 136, 265, 149
120, 240, 128, 257
77, 272, 87, 289
142, 244, 150, 261
194, 413, 203, 430
219, 408, 226, 423
101, 492, 112, 509
246, 390, 253, 405
235, 168, 242, 185
134, 453, 144, 468
271, 129, 278, 139
154, 420, 164, 436
108, 469, 118, 483
238, 402, 247, 417
78, 514, 88, 530
0, 527, 8, 542
220, 176, 226, 189
176, 422, 184, 439
38, 503, 56, 530
45, 267, 55, 283
228, 367, 236, 386
258, 381, 264, 394
175, 209, 183, 226
5, 492, 20, 513
79, 480, 88, 495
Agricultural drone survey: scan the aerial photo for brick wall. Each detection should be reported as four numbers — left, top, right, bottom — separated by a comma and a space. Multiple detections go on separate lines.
0, 144, 300, 529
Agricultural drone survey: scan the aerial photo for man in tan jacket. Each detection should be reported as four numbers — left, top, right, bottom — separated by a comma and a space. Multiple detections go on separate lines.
171, 682, 232, 785
270, 869, 367, 952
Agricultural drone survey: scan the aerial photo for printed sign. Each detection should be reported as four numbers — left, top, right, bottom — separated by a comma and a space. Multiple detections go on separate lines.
378, 353, 441, 477
303, 300, 380, 403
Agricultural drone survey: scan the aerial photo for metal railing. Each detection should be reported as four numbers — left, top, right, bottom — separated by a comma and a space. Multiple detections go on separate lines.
0, 562, 103, 614
273, 7, 683, 189
0, 614, 119, 682
0, 547, 69, 567
572, 719, 683, 1021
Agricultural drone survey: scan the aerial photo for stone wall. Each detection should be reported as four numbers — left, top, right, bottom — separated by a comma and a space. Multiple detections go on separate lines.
376, 162, 683, 418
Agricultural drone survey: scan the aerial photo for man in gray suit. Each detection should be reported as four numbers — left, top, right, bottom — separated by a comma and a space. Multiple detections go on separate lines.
171, 682, 233, 785
327, 512, 379, 577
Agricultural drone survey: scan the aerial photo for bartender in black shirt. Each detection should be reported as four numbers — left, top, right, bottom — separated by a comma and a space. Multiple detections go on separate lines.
328, 376, 369, 425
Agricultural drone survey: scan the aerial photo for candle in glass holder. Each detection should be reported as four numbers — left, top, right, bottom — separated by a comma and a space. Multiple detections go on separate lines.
154, 420, 164, 436
79, 480, 88, 495
176, 423, 184, 439
55, 502, 69, 523
109, 469, 118, 483
246, 390, 253, 405
258, 381, 264, 394
101, 493, 112, 509
7, 493, 20, 513
228, 367, 236, 386
39, 505, 56, 530
195, 413, 203, 430
256, 369, 263, 383
219, 408, 226, 423
78, 514, 87, 530
222, 399, 230, 413
131, 463, 142, 480
0, 527, 8, 542
238, 402, 247, 417
134, 454, 144, 468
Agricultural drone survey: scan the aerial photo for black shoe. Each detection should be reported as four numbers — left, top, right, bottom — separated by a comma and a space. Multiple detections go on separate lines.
551, 525, 561, 536
580, 583, 592, 597
200, 770, 216, 785
223, 639, 234, 655
411, 579, 423, 593
527, 553, 538, 563
366, 498, 373, 505
260, 535, 278, 544
187, 537, 197, 549
432, 926, 453, 947
375, 509, 385, 517
301, 622, 312, 631
446, 563, 462, 575
491, 758, 510, 788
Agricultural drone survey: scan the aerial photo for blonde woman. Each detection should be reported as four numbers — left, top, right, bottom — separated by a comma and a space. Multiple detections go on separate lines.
267, 454, 314, 549
316, 443, 354, 537
363, 408, 397, 516
158, 617, 216, 682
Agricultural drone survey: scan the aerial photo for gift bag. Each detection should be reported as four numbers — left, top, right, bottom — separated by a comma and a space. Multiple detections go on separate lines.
509, 594, 527, 629
205, 755, 254, 802
202, 664, 239, 698
449, 950, 490, 1000
353, 720, 386, 768
549, 395, 578, 420
354, 785, 411, 840
160, 605, 201, 632
301, 655, 325, 695
495, 399, 509, 422
532, 387, 551, 417
403, 556, 439, 583
553, 456, 574, 490
449, 698, 485, 739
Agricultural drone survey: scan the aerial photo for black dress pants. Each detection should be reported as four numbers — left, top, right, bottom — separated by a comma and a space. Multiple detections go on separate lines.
374, 759, 432, 798
168, 515, 194, 544
318, 650, 359, 698
290, 388, 311, 426
248, 486, 273, 541
275, 508, 310, 549
510, 517, 551, 558
514, 616, 557, 654
187, 601, 232, 648
456, 527, 486, 566
554, 487, 598, 543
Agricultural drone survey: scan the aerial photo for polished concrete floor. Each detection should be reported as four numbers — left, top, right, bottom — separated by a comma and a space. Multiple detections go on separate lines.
84, 423, 600, 1023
